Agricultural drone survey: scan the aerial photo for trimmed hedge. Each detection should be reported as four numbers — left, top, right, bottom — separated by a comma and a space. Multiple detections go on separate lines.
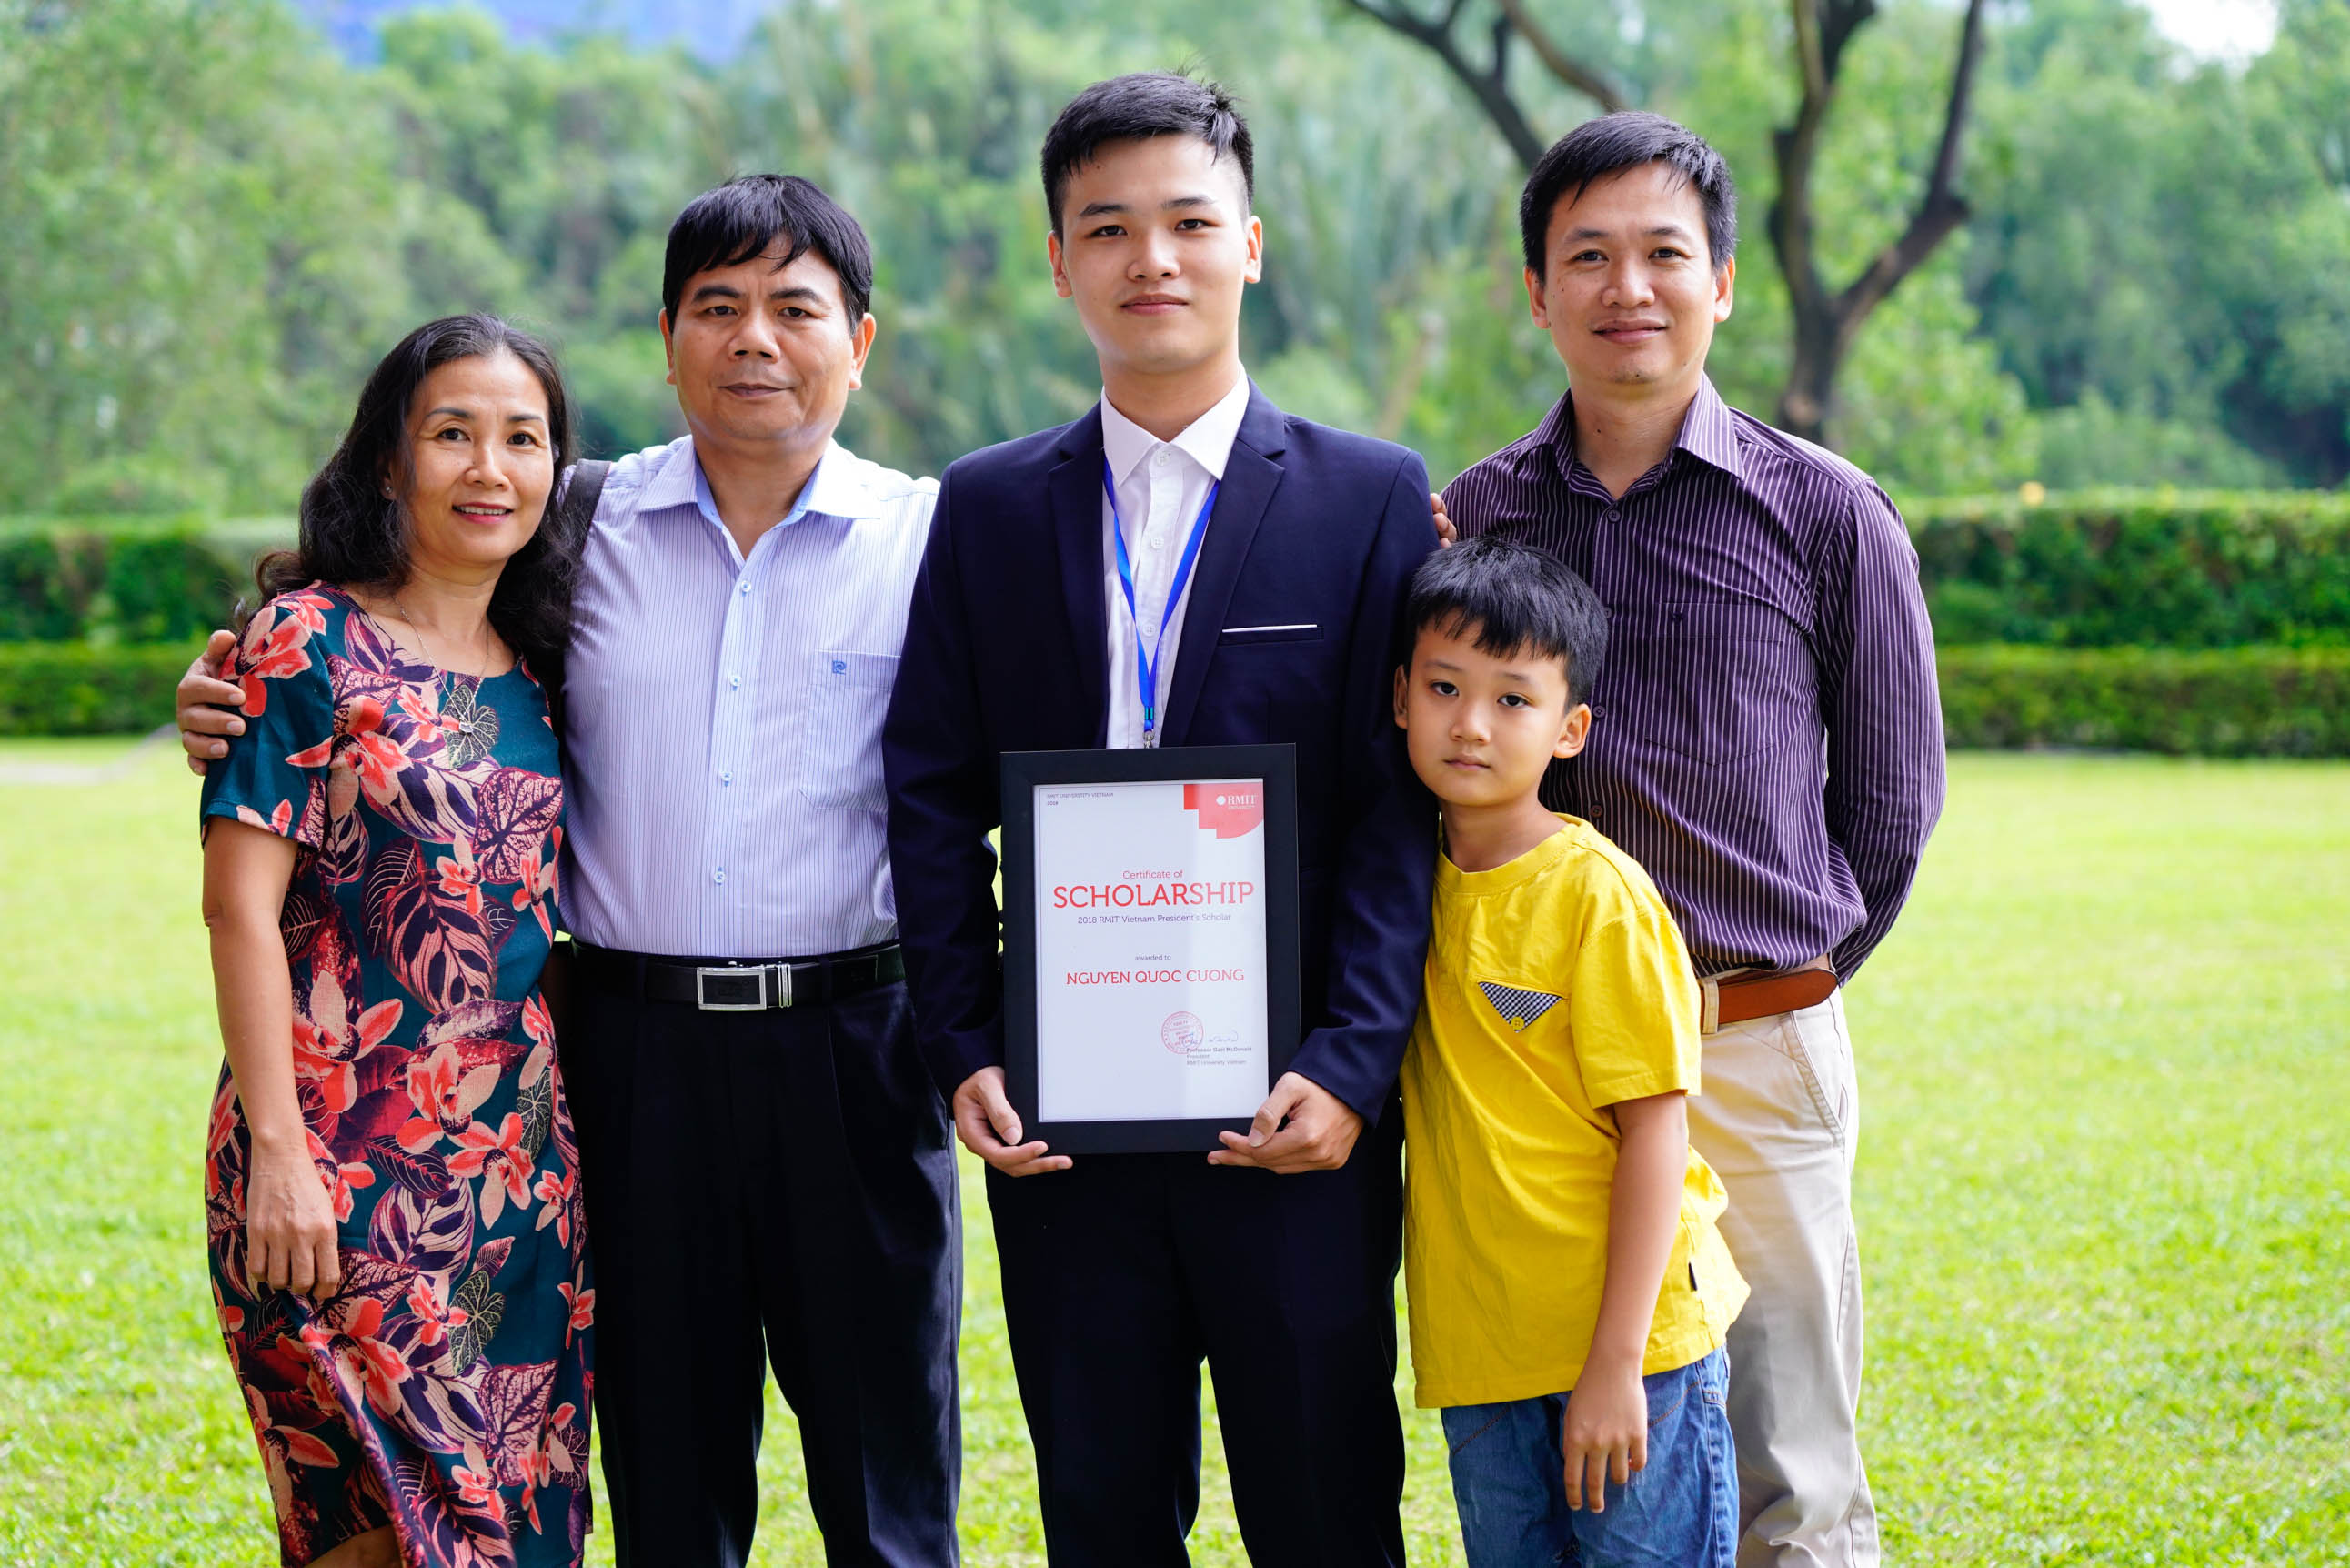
5, 638, 2341, 759
1906, 488, 2350, 648
0, 516, 281, 643
0, 641, 202, 736
8, 492, 2350, 651
1937, 644, 2350, 757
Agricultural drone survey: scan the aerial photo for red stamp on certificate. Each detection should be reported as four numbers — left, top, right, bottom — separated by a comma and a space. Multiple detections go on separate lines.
1160, 1011, 1204, 1056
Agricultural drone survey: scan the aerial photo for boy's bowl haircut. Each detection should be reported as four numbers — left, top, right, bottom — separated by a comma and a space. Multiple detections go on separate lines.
1405, 537, 1610, 704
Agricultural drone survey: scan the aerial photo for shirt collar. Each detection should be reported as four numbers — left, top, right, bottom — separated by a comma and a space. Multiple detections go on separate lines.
1100, 370, 1253, 487
1537, 375, 1745, 486
1672, 377, 1743, 480
648, 437, 882, 529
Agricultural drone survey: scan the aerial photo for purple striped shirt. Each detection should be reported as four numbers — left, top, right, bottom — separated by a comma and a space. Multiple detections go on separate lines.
1442, 377, 1944, 980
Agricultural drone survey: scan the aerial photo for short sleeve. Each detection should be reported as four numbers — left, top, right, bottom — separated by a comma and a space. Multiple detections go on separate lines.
1568, 893, 1702, 1111
198, 592, 338, 849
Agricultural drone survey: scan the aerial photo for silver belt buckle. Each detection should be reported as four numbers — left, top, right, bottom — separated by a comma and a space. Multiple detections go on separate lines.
695, 965, 768, 1010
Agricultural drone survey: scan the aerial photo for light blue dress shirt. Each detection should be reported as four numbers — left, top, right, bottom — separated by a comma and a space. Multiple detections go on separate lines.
561, 435, 937, 959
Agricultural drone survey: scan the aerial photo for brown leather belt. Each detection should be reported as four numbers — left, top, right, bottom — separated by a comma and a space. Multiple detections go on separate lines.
1701, 957, 1839, 1034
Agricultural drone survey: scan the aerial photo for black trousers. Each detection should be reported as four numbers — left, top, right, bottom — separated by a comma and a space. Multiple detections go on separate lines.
564, 976, 961, 1568
986, 1111, 1408, 1567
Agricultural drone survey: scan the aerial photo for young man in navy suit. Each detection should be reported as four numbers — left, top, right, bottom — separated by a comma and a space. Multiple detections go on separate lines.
884, 73, 1436, 1566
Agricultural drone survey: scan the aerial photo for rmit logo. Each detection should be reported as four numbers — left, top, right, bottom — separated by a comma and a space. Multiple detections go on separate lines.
1182, 781, 1263, 839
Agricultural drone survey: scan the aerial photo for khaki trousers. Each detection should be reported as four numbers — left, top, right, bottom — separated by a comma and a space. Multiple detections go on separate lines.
1686, 991, 1879, 1568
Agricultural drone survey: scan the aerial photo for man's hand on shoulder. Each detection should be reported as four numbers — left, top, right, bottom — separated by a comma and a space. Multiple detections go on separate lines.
951, 1065, 1073, 1177
1431, 490, 1456, 547
1209, 1070, 1362, 1173
178, 628, 246, 776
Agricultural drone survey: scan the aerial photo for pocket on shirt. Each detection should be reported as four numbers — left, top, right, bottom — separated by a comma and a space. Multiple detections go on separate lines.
798, 650, 899, 812
1608, 602, 1814, 768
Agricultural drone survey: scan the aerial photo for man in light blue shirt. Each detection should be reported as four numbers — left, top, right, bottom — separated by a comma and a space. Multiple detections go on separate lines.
180, 176, 959, 1568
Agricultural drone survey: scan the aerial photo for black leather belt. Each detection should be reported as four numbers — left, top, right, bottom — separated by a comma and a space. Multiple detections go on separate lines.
572, 940, 903, 1011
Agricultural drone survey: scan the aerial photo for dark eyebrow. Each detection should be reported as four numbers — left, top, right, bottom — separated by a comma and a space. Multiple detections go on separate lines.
422, 407, 546, 424
1075, 194, 1221, 221
1567, 223, 1699, 243
1421, 653, 1552, 684
688, 282, 745, 304
767, 284, 828, 306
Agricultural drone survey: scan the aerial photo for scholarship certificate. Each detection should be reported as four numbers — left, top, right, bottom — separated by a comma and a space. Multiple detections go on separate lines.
1032, 778, 1270, 1123
1001, 744, 1301, 1153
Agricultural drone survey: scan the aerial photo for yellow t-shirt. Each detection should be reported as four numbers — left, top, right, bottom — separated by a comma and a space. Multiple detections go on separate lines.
1401, 814, 1748, 1409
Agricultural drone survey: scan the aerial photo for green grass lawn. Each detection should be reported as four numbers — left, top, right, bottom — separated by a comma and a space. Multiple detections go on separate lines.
1, 746, 2344, 1565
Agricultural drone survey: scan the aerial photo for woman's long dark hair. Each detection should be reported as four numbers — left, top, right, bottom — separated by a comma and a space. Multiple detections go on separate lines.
249, 314, 588, 672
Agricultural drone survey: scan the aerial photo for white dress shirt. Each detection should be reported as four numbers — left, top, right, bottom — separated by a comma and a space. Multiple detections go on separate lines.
1100, 372, 1253, 749
562, 436, 936, 958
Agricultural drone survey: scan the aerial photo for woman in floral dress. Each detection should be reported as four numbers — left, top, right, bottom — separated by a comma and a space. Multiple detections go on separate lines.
200, 315, 593, 1568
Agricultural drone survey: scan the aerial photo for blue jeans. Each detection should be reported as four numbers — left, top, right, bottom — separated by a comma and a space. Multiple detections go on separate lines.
1440, 1346, 1738, 1568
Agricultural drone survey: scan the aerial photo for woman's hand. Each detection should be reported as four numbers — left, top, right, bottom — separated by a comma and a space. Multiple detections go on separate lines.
246, 1139, 343, 1301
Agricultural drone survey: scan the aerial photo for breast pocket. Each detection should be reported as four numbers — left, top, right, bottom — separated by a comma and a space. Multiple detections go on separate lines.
1212, 624, 1334, 745
798, 650, 899, 812
1218, 623, 1324, 647
1611, 603, 1814, 768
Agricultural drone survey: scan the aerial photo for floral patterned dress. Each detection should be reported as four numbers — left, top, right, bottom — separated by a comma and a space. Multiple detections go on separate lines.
200, 583, 592, 1568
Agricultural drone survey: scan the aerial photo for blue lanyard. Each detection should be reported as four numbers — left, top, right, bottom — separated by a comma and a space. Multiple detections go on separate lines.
1105, 456, 1219, 740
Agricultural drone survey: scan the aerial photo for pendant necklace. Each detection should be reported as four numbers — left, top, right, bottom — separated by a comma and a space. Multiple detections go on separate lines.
393, 592, 500, 767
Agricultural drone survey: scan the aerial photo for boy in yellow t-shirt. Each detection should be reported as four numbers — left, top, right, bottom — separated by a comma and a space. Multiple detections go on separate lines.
1392, 537, 1748, 1568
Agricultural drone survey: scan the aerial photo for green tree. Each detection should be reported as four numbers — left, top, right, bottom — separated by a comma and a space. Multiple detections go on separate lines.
0, 0, 434, 512
1964, 0, 2350, 485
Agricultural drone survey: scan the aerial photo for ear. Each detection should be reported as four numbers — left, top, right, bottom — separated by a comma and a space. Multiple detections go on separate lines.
658, 308, 678, 387
846, 313, 879, 391
1392, 663, 1411, 730
1048, 229, 1073, 301
1554, 700, 1592, 759
1524, 265, 1550, 330
1242, 213, 1265, 285
1712, 254, 1735, 325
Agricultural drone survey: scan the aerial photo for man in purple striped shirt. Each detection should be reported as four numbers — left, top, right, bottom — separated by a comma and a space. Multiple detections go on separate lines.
1442, 113, 1943, 1568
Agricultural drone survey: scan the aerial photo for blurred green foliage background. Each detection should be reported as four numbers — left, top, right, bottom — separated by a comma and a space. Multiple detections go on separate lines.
5, 0, 2346, 518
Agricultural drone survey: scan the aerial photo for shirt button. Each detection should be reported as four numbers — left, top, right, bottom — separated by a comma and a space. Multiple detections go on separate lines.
720, 771, 734, 785
728, 675, 742, 690
1149, 534, 1164, 550
738, 580, 752, 596
1152, 448, 1170, 467
712, 868, 727, 885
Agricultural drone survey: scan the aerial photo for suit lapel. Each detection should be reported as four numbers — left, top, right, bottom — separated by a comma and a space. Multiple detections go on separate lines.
1162, 387, 1290, 746
1049, 407, 1110, 735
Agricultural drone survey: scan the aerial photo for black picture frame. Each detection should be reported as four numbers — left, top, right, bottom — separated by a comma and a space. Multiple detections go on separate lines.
1000, 744, 1302, 1155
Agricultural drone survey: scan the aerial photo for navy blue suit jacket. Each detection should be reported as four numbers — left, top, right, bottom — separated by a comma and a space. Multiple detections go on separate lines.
883, 386, 1438, 1121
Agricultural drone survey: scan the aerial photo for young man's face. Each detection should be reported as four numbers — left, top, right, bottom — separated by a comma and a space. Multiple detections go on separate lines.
1047, 134, 1262, 385
1525, 160, 1733, 404
1393, 619, 1591, 810
661, 241, 877, 455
